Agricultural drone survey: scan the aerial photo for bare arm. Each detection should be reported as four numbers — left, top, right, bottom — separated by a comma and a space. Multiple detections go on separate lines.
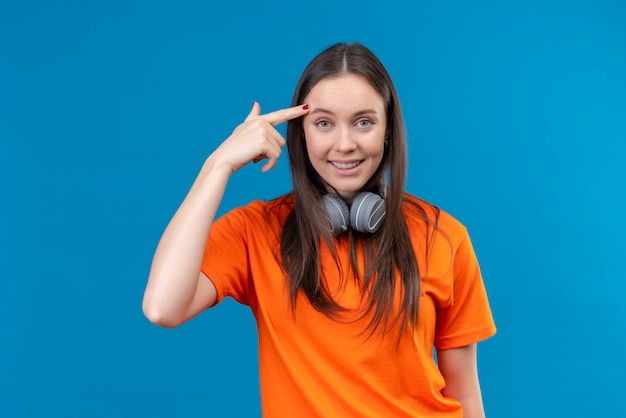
142, 102, 310, 328
437, 344, 486, 418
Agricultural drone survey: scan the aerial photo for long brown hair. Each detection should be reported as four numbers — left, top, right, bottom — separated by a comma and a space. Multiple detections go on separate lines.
280, 42, 435, 340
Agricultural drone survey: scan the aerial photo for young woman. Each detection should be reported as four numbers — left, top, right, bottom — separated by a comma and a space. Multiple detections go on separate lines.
143, 42, 496, 417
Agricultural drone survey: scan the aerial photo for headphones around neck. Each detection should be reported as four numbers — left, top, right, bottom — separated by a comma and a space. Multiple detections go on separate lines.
322, 192, 386, 234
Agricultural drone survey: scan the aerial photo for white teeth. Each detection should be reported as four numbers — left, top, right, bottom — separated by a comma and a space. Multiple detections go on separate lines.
332, 161, 360, 169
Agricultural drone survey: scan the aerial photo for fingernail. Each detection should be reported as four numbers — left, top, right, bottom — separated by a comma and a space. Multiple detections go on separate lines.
302, 104, 309, 110
251, 101, 256, 109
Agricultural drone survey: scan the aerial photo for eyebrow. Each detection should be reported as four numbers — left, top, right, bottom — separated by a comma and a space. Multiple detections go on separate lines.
309, 107, 380, 117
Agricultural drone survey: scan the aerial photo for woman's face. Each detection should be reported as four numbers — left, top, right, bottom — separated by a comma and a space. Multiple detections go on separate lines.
302, 74, 387, 204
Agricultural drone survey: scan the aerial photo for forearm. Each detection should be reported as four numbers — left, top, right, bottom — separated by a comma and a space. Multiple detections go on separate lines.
143, 102, 308, 326
142, 156, 231, 326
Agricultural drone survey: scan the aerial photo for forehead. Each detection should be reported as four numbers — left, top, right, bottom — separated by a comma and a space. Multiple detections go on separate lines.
304, 74, 385, 110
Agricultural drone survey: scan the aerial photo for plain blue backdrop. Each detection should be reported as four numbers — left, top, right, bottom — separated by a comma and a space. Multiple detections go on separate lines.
2, 0, 625, 416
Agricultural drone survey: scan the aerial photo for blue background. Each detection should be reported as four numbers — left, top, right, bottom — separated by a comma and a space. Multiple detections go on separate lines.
2, 0, 625, 416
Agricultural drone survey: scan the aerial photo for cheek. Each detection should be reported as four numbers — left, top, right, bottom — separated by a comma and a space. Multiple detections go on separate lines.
364, 136, 386, 156
303, 130, 327, 158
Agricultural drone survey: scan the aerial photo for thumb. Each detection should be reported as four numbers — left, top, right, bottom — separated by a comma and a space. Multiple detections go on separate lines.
244, 101, 261, 121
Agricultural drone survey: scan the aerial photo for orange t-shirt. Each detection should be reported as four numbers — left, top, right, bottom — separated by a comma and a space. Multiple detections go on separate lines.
201, 194, 496, 417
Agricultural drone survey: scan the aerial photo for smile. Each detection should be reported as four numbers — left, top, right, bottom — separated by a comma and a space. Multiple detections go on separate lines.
331, 161, 361, 170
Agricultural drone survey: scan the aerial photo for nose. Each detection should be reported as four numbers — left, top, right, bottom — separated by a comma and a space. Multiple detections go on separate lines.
334, 127, 357, 153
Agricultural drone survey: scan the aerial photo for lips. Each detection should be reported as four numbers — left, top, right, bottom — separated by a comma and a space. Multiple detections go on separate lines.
331, 161, 361, 170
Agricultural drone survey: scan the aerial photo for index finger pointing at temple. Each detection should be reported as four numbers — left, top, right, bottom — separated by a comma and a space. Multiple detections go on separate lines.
263, 104, 310, 126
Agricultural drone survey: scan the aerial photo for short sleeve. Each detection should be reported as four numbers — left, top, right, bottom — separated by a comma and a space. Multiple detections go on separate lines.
201, 207, 254, 306
434, 229, 496, 349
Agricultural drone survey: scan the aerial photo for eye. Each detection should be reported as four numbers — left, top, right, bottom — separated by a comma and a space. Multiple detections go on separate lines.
315, 120, 332, 129
356, 119, 373, 128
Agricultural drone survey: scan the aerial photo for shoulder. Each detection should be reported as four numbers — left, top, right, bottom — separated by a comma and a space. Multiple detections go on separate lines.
237, 194, 293, 218
402, 194, 469, 245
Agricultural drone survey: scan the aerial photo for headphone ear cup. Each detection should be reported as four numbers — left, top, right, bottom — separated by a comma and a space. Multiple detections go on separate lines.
322, 194, 350, 233
350, 192, 386, 233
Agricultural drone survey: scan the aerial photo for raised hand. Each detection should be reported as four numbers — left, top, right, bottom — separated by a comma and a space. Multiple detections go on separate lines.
212, 102, 310, 173
143, 101, 309, 327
